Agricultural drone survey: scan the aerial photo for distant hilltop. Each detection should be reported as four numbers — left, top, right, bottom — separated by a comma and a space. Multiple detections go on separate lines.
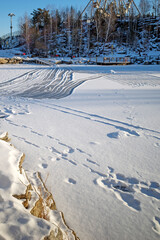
0, 31, 20, 40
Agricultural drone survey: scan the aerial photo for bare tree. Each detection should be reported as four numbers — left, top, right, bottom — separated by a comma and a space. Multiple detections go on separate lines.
104, 4, 116, 43
152, 0, 160, 16
19, 13, 32, 55
94, 10, 102, 42
139, 0, 151, 16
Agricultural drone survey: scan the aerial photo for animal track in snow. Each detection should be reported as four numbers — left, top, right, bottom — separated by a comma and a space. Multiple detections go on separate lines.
94, 167, 160, 212
140, 187, 160, 200
150, 181, 160, 188
85, 158, 100, 166
47, 144, 78, 167
89, 141, 100, 145
82, 164, 107, 177
96, 176, 141, 212
154, 143, 160, 147
46, 137, 94, 168
107, 132, 119, 139
76, 148, 92, 157
47, 135, 55, 140
107, 129, 140, 139
62, 157, 77, 166
31, 130, 43, 137
12, 135, 40, 149
45, 134, 160, 214
58, 142, 75, 154
4, 107, 16, 115
64, 178, 76, 185
1, 104, 30, 117
0, 111, 8, 118
48, 146, 61, 155
38, 163, 48, 169
152, 216, 160, 235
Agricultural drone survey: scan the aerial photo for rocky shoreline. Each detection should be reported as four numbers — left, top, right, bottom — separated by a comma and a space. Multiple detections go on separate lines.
0, 57, 23, 64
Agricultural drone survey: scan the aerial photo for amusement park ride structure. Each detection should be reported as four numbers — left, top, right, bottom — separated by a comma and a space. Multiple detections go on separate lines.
81, 0, 141, 18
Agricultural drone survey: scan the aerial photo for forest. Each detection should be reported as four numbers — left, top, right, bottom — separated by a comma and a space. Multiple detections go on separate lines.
10, 0, 160, 56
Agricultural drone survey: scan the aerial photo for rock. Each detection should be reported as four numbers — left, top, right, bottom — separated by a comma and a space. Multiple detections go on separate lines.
0, 58, 8, 64
0, 58, 23, 64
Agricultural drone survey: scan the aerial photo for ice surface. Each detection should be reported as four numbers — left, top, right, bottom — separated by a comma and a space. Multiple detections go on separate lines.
0, 63, 160, 240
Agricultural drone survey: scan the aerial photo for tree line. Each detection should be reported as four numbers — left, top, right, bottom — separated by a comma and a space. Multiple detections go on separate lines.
19, 0, 160, 56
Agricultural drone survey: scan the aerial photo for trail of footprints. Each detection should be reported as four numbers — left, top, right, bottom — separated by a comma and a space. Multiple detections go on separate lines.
153, 215, 160, 235
95, 168, 160, 213
0, 103, 31, 118
3, 115, 160, 225
2, 103, 160, 148
1, 105, 160, 235
46, 135, 92, 167
41, 135, 160, 235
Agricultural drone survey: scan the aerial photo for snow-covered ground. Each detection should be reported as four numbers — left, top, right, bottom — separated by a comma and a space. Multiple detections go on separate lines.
0, 62, 160, 240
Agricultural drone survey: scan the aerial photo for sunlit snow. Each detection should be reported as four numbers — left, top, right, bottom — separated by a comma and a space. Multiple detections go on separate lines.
0, 62, 160, 240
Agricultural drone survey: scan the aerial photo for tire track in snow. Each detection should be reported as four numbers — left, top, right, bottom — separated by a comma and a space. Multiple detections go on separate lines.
32, 101, 160, 139
0, 69, 38, 87
0, 66, 85, 99
108, 72, 160, 87
0, 69, 47, 95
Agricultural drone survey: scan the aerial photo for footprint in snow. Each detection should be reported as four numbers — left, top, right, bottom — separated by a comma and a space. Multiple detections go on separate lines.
95, 165, 160, 212
107, 129, 139, 139
76, 148, 92, 157
154, 143, 160, 147
140, 187, 160, 200
48, 156, 58, 162
48, 146, 61, 155
64, 178, 76, 185
47, 135, 55, 140
89, 141, 100, 145
3, 105, 30, 116
86, 158, 100, 167
38, 163, 48, 169
4, 107, 16, 115
150, 181, 160, 188
31, 130, 43, 137
0, 112, 8, 119
95, 174, 141, 212
152, 216, 160, 235
58, 142, 75, 154
107, 132, 119, 139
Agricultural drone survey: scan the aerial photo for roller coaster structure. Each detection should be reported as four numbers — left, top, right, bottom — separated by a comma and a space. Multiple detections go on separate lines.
81, 0, 141, 18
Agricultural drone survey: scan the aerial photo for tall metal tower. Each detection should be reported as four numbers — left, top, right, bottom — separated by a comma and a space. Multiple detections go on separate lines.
8, 13, 15, 48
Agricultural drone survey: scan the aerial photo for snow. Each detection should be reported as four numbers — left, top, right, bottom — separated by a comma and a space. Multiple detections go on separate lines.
0, 61, 160, 240
0, 133, 53, 240
0, 49, 24, 58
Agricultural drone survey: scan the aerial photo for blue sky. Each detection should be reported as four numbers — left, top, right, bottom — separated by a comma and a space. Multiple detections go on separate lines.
0, 0, 140, 37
